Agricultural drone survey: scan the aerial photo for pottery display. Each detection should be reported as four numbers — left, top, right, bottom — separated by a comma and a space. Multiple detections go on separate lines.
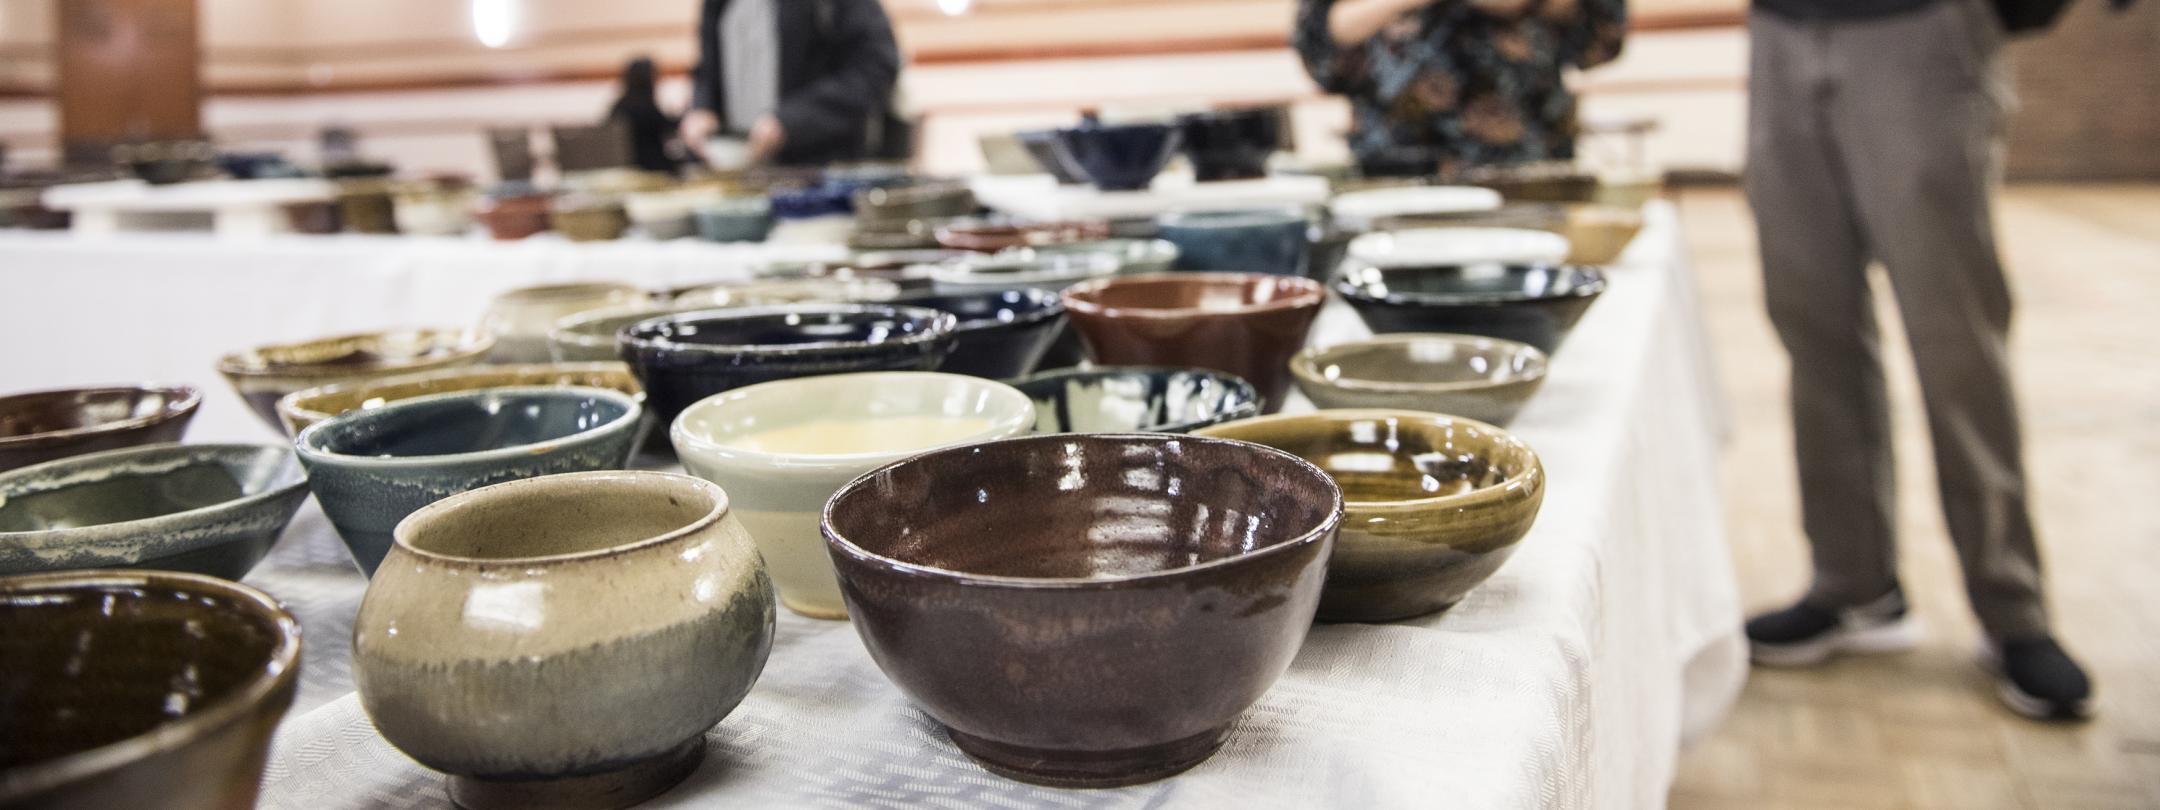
354, 471, 772, 810
216, 328, 495, 430
892, 288, 1067, 378
1015, 129, 1088, 184
0, 443, 309, 580
1373, 203, 1645, 265
335, 179, 399, 234
1010, 366, 1261, 433
822, 432, 1341, 787
1290, 334, 1549, 426
551, 196, 631, 242
479, 281, 646, 364
1347, 227, 1572, 268
282, 199, 343, 234
1329, 186, 1503, 230
693, 196, 775, 242
0, 570, 301, 810
672, 275, 905, 308
933, 219, 1109, 253
624, 187, 718, 240
1061, 272, 1326, 413
1052, 122, 1183, 192
0, 384, 201, 473
854, 182, 975, 224
1155, 208, 1313, 275
1029, 237, 1180, 275
674, 372, 1033, 619
275, 362, 643, 436
476, 192, 553, 240
112, 141, 215, 186
295, 386, 644, 575
618, 304, 959, 429
1334, 262, 1607, 353
925, 251, 1122, 295
391, 184, 478, 236
1176, 107, 1284, 182
848, 215, 964, 250
1196, 410, 1544, 621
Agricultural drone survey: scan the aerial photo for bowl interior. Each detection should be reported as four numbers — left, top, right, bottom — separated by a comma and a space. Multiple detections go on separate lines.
308, 389, 631, 458
0, 576, 291, 769
827, 434, 1335, 580
678, 372, 1030, 459
223, 329, 484, 375
1304, 337, 1544, 388
1338, 263, 1602, 303
1069, 273, 1320, 314
1015, 369, 1259, 432
399, 474, 715, 560
0, 447, 299, 532
0, 386, 194, 441
893, 289, 1061, 330
1201, 413, 1531, 504
627, 306, 945, 351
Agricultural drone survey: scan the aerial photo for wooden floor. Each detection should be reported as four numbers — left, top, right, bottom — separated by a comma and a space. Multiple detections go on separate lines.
1667, 185, 2160, 810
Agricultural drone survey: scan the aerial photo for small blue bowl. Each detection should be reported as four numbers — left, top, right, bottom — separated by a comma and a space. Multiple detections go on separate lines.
1156, 208, 1313, 276
1053, 123, 1182, 192
893, 288, 1068, 379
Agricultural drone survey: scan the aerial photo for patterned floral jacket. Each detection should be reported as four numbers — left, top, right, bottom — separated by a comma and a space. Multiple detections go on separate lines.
1295, 0, 1628, 176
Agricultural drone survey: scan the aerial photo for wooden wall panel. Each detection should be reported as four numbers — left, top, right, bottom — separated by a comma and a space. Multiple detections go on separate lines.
56, 0, 203, 159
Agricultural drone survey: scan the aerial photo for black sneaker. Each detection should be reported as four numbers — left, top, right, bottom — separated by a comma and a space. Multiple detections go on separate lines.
1745, 588, 1921, 667
1984, 637, 2094, 721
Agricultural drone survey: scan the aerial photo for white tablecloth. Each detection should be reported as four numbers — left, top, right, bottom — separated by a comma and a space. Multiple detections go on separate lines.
0, 202, 1744, 809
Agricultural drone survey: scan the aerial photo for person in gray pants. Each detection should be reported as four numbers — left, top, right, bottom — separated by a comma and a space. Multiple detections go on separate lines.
1739, 0, 2093, 720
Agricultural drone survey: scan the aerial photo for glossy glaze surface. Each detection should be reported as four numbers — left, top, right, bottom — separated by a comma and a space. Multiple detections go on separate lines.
1156, 208, 1312, 276
1176, 107, 1284, 182
1053, 123, 1183, 192
295, 387, 642, 575
0, 444, 309, 580
1061, 272, 1326, 413
891, 288, 1066, 378
619, 304, 958, 428
1010, 366, 1261, 433
480, 282, 646, 364
1335, 263, 1607, 353
0, 570, 299, 810
822, 433, 1340, 787
356, 472, 772, 810
1196, 410, 1544, 621
275, 362, 644, 436
1291, 334, 1549, 426
0, 385, 200, 473
673, 372, 1032, 619
216, 328, 495, 429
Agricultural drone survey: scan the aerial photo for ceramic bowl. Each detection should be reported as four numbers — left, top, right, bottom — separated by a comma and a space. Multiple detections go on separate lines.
1029, 238, 1180, 275
216, 328, 496, 430
282, 199, 343, 234
552, 197, 630, 242
853, 182, 975, 224
619, 304, 959, 430
624, 188, 719, 240
1347, 227, 1572, 268
335, 180, 398, 234
1009, 366, 1260, 433
1061, 272, 1326, 414
391, 187, 477, 236
1156, 207, 1313, 275
1015, 129, 1088, 184
1176, 107, 1284, 182
1290, 334, 1549, 426
693, 197, 775, 242
1370, 202, 1643, 265
480, 281, 648, 364
848, 215, 964, 250
926, 251, 1123, 295
1053, 123, 1183, 192
1334, 262, 1607, 353
476, 193, 553, 240
0, 384, 201, 473
1328, 185, 1503, 230
295, 387, 643, 575
933, 219, 1109, 253
355, 471, 772, 810
0, 443, 309, 580
891, 289, 1067, 378
275, 362, 644, 436
0, 570, 300, 809
673, 372, 1033, 619
822, 432, 1341, 787
1195, 410, 1544, 621
977, 132, 1038, 175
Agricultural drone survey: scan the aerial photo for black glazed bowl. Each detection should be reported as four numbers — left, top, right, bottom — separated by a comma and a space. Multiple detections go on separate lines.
0, 443, 310, 581
1015, 130, 1087, 184
1333, 262, 1607, 354
1052, 123, 1182, 192
892, 289, 1067, 379
619, 304, 959, 428
1009, 366, 1262, 434
1176, 107, 1284, 182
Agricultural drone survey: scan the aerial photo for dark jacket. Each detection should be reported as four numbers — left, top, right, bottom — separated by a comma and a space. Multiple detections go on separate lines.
691, 0, 902, 166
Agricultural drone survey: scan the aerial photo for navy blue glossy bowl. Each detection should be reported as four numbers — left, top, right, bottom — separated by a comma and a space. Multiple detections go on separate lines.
1333, 263, 1607, 354
1010, 366, 1262, 434
893, 289, 1068, 379
619, 304, 959, 428
1053, 124, 1183, 192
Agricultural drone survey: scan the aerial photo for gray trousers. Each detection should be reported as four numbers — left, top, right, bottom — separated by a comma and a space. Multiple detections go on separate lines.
1744, 0, 2051, 640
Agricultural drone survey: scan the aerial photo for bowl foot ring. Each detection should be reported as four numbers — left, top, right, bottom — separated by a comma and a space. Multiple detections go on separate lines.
446, 736, 704, 810
945, 724, 1230, 789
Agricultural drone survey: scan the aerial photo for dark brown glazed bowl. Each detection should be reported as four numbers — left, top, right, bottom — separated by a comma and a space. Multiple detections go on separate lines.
0, 385, 201, 473
0, 570, 301, 809
823, 433, 1341, 788
1061, 272, 1326, 414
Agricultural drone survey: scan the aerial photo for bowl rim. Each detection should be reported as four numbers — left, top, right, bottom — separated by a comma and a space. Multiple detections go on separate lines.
274, 362, 643, 433
215, 327, 496, 378
1345, 226, 1573, 269
821, 432, 1343, 589
1061, 271, 1327, 320
1193, 409, 1544, 512
292, 385, 643, 469
1154, 206, 1311, 230
487, 280, 644, 305
671, 371, 1037, 470
1327, 185, 1504, 223
1332, 262, 1608, 306
389, 470, 732, 567
1006, 365, 1264, 432
0, 570, 302, 802
0, 443, 309, 545
889, 287, 1068, 332
618, 303, 958, 358
0, 383, 201, 449
1289, 333, 1550, 394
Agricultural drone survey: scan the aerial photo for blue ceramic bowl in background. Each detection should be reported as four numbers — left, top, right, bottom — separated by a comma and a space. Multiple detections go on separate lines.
618, 304, 959, 429
694, 197, 775, 242
1333, 262, 1608, 354
295, 386, 644, 575
0, 443, 309, 581
1052, 123, 1182, 192
893, 289, 1068, 379
1156, 208, 1313, 276
1009, 366, 1262, 434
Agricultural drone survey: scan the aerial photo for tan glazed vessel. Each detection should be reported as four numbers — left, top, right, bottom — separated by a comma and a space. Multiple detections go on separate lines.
353, 471, 774, 810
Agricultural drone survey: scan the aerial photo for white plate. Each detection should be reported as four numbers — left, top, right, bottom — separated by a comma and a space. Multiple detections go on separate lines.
1347, 227, 1573, 268
1328, 186, 1502, 226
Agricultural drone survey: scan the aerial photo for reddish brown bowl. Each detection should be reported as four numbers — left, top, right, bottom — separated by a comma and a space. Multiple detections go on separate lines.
476, 194, 553, 241
0, 385, 200, 473
933, 219, 1108, 253
1061, 272, 1325, 413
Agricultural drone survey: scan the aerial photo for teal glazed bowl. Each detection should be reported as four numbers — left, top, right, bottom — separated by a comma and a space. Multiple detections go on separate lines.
294, 386, 643, 576
0, 443, 309, 580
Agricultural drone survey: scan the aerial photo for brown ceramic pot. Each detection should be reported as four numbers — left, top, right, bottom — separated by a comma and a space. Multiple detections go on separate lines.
822, 433, 1341, 788
476, 195, 553, 241
0, 384, 201, 473
1060, 272, 1326, 413
281, 200, 343, 234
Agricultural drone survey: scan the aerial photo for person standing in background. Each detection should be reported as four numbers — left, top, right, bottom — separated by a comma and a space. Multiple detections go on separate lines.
679, 0, 901, 167
608, 57, 683, 175
1292, 0, 1628, 178
1740, 0, 2094, 720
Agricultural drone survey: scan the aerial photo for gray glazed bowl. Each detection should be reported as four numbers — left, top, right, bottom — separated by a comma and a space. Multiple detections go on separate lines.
295, 386, 643, 576
0, 443, 309, 580
1290, 333, 1550, 426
